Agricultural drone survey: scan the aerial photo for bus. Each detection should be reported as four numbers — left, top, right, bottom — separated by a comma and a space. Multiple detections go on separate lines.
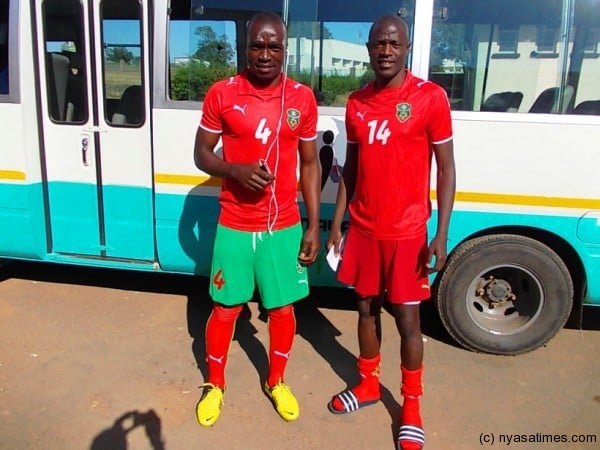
1, 0, 599, 356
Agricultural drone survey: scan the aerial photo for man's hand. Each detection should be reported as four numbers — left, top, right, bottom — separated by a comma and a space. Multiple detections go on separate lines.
326, 228, 344, 257
426, 234, 448, 273
231, 162, 275, 191
298, 227, 320, 266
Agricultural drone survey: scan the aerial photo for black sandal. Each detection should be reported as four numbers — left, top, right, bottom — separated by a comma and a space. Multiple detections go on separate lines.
327, 389, 379, 414
397, 424, 425, 449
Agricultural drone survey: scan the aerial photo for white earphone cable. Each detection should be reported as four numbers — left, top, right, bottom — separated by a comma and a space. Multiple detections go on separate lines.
263, 67, 287, 234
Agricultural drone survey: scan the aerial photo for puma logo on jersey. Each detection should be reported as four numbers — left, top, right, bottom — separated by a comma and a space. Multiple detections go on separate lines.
356, 111, 367, 121
226, 77, 238, 86
232, 104, 247, 116
293, 82, 301, 89
274, 350, 291, 359
207, 354, 225, 364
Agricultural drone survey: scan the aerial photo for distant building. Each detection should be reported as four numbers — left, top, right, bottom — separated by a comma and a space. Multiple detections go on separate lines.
173, 57, 210, 66
287, 37, 369, 77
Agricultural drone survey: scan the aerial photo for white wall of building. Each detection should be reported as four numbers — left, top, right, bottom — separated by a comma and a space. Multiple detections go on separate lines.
287, 37, 369, 76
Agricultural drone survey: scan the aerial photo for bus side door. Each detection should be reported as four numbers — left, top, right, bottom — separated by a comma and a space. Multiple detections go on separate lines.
35, 0, 154, 261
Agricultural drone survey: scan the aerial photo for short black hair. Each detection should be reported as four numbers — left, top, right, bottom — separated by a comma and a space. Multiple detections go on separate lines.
367, 15, 409, 43
247, 11, 287, 41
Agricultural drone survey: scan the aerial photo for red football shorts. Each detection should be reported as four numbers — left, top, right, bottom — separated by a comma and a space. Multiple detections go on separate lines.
337, 226, 431, 304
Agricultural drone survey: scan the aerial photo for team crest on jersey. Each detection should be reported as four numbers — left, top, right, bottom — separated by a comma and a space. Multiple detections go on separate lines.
396, 102, 412, 122
287, 108, 301, 130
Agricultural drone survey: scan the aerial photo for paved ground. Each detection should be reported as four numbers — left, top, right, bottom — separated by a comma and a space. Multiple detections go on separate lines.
0, 260, 599, 450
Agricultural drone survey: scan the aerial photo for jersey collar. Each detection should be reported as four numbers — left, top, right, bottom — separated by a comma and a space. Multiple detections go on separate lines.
238, 69, 285, 100
370, 69, 414, 98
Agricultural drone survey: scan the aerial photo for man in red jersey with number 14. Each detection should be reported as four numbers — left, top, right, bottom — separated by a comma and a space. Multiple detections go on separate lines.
193, 12, 320, 427
326, 15, 456, 450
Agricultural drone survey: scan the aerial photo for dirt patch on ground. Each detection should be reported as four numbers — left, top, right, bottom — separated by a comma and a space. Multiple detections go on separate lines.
1, 261, 599, 450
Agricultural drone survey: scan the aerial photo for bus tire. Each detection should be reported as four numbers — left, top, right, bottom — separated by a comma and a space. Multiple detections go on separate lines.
434, 234, 573, 355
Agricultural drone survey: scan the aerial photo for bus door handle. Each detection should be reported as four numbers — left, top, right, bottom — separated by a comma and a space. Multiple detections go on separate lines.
81, 136, 89, 166
80, 127, 106, 167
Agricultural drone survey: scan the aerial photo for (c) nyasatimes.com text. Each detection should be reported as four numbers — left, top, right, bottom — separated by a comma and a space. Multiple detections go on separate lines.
479, 432, 597, 446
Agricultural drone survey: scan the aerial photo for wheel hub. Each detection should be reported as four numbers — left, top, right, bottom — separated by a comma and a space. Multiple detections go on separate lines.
477, 276, 516, 306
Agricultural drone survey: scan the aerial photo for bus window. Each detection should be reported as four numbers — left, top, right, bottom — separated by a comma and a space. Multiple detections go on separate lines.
570, 1, 600, 115
286, 20, 372, 106
41, 0, 87, 122
287, 0, 415, 106
168, 0, 282, 102
429, 0, 600, 114
101, 0, 143, 126
168, 16, 237, 101
165, 0, 415, 105
0, 0, 8, 96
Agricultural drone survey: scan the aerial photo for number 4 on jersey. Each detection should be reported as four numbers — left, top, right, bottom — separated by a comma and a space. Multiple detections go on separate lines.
367, 119, 391, 145
255, 118, 272, 144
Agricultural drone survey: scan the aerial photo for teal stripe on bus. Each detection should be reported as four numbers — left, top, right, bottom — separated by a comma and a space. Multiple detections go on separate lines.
0, 182, 48, 259
1, 182, 599, 303
102, 184, 155, 260
47, 182, 101, 255
154, 191, 219, 275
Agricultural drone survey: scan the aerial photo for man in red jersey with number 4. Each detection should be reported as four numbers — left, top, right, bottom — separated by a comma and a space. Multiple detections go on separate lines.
193, 12, 320, 427
326, 15, 455, 450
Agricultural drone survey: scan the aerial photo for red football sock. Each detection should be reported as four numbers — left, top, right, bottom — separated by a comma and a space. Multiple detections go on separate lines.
399, 365, 424, 450
331, 354, 381, 411
266, 305, 296, 387
204, 304, 243, 389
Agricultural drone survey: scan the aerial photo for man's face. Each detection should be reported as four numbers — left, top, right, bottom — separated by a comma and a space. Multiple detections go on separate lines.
246, 20, 286, 86
367, 19, 411, 82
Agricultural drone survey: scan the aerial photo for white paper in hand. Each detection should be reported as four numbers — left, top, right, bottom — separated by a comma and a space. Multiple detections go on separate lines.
326, 235, 345, 271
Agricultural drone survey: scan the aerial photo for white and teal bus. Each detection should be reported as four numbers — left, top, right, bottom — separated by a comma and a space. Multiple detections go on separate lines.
1, 0, 599, 355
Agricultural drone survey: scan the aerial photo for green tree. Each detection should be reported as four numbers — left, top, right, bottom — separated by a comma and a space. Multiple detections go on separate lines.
105, 46, 134, 65
171, 63, 236, 101
193, 26, 234, 66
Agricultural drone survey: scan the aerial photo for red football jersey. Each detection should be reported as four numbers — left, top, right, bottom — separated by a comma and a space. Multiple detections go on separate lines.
345, 70, 453, 239
200, 70, 318, 231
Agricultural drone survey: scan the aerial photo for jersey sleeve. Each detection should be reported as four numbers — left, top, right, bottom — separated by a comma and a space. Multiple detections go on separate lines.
299, 88, 318, 141
199, 83, 223, 134
426, 87, 453, 144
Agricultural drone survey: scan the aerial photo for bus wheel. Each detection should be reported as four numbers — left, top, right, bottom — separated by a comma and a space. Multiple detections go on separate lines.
435, 234, 573, 355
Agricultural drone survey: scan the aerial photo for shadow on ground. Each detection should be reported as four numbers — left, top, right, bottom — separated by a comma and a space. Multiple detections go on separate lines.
4, 259, 598, 338
89, 409, 165, 450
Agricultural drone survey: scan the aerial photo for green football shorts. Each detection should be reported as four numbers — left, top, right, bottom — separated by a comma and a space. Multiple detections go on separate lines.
209, 223, 309, 309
